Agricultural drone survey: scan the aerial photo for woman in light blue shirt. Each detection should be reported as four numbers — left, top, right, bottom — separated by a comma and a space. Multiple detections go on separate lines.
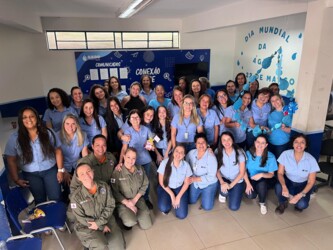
244, 134, 278, 215
275, 134, 319, 214
5, 107, 63, 204
89, 84, 109, 117
186, 133, 218, 211
108, 76, 128, 102
79, 99, 107, 146
197, 94, 219, 149
157, 145, 192, 219
43, 87, 77, 132
148, 84, 171, 110
216, 131, 246, 211
140, 74, 156, 104
167, 86, 183, 118
212, 89, 232, 136
171, 95, 204, 153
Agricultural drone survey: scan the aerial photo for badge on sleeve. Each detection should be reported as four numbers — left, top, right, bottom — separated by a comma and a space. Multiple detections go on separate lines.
99, 187, 106, 194
71, 203, 77, 209
111, 178, 116, 183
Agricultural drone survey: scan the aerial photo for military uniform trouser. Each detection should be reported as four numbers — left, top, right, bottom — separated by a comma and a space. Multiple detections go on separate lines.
118, 197, 152, 230
75, 215, 125, 250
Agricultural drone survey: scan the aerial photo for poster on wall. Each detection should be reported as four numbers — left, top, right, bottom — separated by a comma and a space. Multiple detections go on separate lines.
75, 49, 210, 96
234, 14, 305, 98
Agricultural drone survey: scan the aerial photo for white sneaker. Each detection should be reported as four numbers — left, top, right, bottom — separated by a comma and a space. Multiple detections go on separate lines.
219, 194, 226, 203
260, 204, 267, 215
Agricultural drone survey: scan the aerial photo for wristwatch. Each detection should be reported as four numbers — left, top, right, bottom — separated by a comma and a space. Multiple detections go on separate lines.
58, 168, 65, 173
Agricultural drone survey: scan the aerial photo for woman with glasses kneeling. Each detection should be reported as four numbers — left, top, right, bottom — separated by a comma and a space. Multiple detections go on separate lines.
216, 131, 246, 211
275, 134, 319, 214
186, 133, 218, 211
157, 145, 192, 219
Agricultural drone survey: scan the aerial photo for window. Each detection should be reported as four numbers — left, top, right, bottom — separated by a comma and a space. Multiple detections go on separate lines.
46, 31, 179, 50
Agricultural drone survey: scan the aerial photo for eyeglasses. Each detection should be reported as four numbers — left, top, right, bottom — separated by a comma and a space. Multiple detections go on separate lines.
217, 95, 227, 99
184, 101, 194, 106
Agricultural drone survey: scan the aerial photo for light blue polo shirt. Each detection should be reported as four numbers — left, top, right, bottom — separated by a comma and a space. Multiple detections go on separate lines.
167, 102, 180, 118
57, 132, 89, 172
218, 149, 246, 182
186, 149, 218, 189
98, 104, 107, 117
197, 108, 220, 145
140, 89, 156, 104
5, 129, 60, 172
110, 90, 128, 102
229, 94, 239, 103
225, 106, 253, 143
268, 110, 291, 145
43, 106, 77, 132
171, 114, 203, 143
212, 105, 228, 135
70, 102, 81, 116
158, 158, 192, 189
251, 100, 271, 127
148, 98, 171, 110
246, 151, 278, 178
114, 113, 124, 128
278, 149, 319, 183
155, 125, 168, 155
124, 125, 152, 165
79, 115, 106, 145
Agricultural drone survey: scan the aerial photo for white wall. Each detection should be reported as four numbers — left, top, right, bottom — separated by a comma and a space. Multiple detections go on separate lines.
181, 27, 236, 86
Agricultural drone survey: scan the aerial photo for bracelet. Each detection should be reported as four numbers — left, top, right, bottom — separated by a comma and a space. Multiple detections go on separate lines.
58, 168, 65, 173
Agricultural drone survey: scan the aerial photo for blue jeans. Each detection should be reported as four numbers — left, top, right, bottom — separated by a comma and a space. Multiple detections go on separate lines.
23, 166, 61, 204
275, 176, 312, 210
142, 162, 152, 201
220, 178, 245, 211
189, 182, 218, 211
246, 178, 268, 203
157, 185, 189, 219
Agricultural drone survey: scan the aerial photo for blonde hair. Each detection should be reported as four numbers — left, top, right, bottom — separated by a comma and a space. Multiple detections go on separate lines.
60, 114, 85, 146
179, 94, 200, 126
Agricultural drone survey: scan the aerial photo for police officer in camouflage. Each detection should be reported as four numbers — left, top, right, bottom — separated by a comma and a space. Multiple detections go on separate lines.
111, 147, 152, 230
71, 162, 125, 250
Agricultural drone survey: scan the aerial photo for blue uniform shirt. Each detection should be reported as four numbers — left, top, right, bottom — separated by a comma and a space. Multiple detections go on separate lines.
124, 125, 152, 165
43, 106, 77, 132
98, 104, 107, 117
155, 125, 168, 155
268, 110, 291, 145
79, 115, 106, 146
148, 98, 171, 110
158, 158, 192, 189
57, 132, 89, 172
171, 114, 203, 143
5, 129, 60, 172
70, 102, 81, 116
246, 151, 278, 178
251, 100, 271, 127
186, 149, 218, 189
278, 149, 319, 183
197, 108, 219, 145
212, 105, 228, 135
140, 89, 156, 104
225, 106, 253, 143
229, 94, 239, 103
218, 149, 246, 182
167, 102, 180, 118
110, 90, 128, 102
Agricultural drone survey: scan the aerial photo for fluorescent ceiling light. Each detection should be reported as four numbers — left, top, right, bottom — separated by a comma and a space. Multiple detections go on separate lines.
118, 0, 153, 18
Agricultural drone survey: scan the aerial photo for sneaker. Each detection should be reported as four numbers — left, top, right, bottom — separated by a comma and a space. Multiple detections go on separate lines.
275, 202, 288, 215
260, 204, 267, 215
161, 211, 169, 215
218, 194, 226, 203
145, 200, 154, 210
58, 226, 66, 232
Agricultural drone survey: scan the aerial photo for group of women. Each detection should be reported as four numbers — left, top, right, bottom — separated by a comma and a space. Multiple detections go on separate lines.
5, 73, 319, 225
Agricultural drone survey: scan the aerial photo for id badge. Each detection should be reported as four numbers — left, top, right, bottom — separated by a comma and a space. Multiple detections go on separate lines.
184, 132, 189, 140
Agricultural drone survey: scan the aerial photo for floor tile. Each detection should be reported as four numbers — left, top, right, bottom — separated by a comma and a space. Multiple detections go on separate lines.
206, 238, 261, 250
145, 219, 204, 250
291, 218, 333, 249
252, 227, 318, 250
189, 210, 249, 248
124, 226, 151, 250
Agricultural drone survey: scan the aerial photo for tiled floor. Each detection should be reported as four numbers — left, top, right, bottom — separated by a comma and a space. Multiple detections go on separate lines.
1, 118, 333, 250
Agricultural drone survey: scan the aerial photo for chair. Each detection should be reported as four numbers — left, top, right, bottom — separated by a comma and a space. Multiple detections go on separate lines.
5, 187, 71, 250
316, 139, 333, 188
6, 234, 42, 250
